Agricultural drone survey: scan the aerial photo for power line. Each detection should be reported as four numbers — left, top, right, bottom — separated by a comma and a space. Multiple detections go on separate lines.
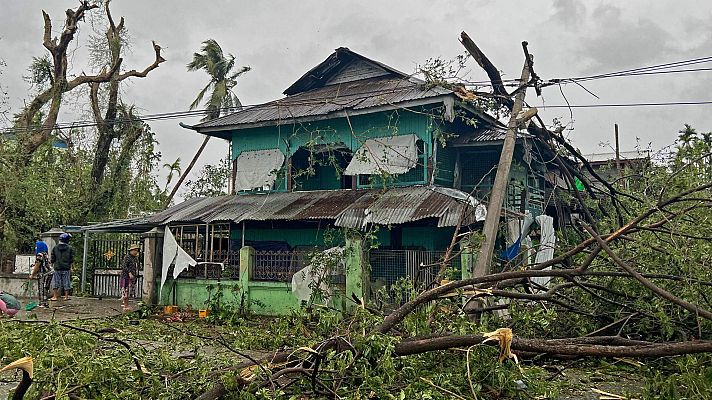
538, 100, 712, 109
4, 54, 712, 135
4, 99, 712, 136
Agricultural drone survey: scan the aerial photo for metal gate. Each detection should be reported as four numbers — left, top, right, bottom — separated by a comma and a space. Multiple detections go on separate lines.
89, 238, 143, 299
92, 270, 143, 298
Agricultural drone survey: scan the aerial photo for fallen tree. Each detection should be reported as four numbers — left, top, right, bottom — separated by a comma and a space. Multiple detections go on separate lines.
188, 33, 712, 399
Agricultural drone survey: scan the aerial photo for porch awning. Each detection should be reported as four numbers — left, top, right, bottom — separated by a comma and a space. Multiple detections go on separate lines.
234, 149, 285, 191
344, 134, 418, 175
153, 186, 486, 228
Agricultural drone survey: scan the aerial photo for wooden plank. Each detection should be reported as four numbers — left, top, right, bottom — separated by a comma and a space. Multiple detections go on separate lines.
325, 59, 390, 85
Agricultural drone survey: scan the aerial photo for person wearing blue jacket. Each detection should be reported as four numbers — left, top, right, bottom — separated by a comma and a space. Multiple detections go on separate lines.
30, 239, 52, 306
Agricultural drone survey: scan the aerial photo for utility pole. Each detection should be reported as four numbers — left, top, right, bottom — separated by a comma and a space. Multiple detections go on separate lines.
614, 123, 622, 179
472, 49, 533, 278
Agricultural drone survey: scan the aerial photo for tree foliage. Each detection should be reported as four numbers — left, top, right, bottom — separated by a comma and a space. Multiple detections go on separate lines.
187, 39, 250, 120
184, 159, 230, 199
0, 3, 166, 255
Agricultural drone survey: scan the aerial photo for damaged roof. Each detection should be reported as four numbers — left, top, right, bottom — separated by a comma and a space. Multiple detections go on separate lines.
84, 186, 497, 233
190, 47, 455, 135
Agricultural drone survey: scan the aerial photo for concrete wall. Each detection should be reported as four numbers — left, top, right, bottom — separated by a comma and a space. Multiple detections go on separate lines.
0, 273, 32, 297
157, 235, 365, 316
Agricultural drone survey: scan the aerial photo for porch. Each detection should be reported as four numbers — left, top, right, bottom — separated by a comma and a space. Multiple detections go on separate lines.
81, 186, 487, 315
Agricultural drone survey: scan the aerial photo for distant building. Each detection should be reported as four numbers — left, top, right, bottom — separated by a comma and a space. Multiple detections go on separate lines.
583, 150, 650, 188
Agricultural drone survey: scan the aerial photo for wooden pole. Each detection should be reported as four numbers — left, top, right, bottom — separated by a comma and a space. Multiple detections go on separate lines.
472, 51, 532, 278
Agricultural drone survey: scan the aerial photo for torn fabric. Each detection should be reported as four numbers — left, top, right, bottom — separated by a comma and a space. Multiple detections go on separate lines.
159, 227, 177, 298
173, 245, 197, 280
344, 134, 418, 175
159, 227, 197, 299
291, 247, 344, 304
532, 215, 556, 289
234, 149, 285, 191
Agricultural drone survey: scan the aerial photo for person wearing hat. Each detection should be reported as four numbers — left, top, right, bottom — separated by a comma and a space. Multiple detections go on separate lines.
120, 244, 140, 310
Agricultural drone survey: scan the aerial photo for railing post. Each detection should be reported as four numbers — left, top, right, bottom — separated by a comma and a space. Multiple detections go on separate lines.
239, 246, 254, 309
345, 232, 366, 311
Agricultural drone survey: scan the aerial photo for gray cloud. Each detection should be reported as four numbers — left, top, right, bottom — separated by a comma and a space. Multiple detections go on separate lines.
551, 0, 586, 27
2, 0, 712, 200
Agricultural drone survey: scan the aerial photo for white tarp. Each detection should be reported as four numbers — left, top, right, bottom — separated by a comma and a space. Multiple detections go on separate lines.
159, 228, 197, 299
344, 134, 418, 175
234, 149, 285, 191
291, 247, 344, 304
532, 215, 556, 289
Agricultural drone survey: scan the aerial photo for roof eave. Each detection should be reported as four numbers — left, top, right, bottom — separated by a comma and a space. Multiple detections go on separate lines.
193, 95, 456, 133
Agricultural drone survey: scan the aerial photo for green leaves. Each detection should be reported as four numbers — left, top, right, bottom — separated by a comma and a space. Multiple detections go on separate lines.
187, 39, 250, 121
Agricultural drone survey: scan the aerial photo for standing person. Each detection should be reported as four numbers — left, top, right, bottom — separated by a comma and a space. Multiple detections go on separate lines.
120, 244, 140, 310
50, 233, 74, 301
0, 291, 21, 317
30, 239, 52, 306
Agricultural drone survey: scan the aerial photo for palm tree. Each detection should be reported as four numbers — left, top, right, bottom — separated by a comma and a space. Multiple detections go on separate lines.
188, 39, 250, 120
164, 40, 249, 207
162, 158, 182, 193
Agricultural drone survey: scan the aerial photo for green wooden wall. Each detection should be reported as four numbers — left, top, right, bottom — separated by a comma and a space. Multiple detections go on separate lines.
230, 109, 435, 192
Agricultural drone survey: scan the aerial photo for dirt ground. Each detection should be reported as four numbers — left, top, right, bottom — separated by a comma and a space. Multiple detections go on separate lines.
12, 295, 136, 321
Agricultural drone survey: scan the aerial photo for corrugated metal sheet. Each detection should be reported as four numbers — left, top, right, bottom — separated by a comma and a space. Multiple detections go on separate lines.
194, 76, 452, 130
284, 47, 415, 96
148, 186, 483, 228
584, 150, 650, 163
450, 127, 534, 145
82, 186, 523, 233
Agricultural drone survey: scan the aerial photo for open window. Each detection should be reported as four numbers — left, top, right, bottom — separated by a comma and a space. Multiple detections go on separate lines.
290, 144, 353, 191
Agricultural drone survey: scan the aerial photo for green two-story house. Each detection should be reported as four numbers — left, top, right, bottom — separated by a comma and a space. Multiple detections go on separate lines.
87, 47, 558, 314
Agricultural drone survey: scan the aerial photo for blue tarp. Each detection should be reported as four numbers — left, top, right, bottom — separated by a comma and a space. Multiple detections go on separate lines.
501, 238, 522, 261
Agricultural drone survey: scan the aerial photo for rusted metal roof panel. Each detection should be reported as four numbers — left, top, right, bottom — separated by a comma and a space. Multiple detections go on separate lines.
451, 127, 535, 145
193, 77, 452, 130
147, 186, 485, 228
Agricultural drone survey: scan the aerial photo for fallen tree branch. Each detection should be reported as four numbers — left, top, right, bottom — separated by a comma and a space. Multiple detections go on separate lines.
394, 335, 712, 358
580, 221, 712, 321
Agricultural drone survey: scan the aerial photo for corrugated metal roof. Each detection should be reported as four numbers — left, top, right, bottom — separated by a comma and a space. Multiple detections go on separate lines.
584, 150, 650, 163
193, 76, 452, 131
283, 47, 412, 95
154, 186, 486, 227
450, 127, 532, 145
81, 186, 525, 233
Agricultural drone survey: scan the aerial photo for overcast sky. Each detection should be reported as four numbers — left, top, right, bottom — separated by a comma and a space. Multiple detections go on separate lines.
2, 1, 712, 200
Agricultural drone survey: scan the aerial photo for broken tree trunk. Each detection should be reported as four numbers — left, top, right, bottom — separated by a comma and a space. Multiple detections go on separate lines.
163, 135, 210, 208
